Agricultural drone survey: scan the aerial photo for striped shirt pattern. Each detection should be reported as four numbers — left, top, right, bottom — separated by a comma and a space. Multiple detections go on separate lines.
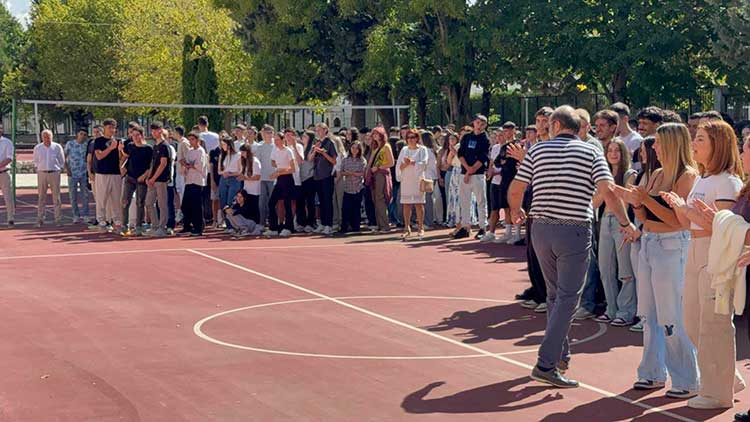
515, 134, 613, 221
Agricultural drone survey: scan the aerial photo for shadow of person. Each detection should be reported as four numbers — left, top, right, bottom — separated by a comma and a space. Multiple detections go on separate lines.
401, 378, 563, 414
540, 390, 726, 422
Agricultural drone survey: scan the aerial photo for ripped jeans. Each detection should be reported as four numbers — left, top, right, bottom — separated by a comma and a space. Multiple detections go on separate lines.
636, 230, 699, 391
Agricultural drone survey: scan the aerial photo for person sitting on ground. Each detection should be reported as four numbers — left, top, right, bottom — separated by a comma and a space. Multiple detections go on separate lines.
226, 190, 264, 237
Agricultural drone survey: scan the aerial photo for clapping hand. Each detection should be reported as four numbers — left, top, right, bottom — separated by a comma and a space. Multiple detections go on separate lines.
687, 198, 718, 231
506, 143, 526, 162
612, 184, 645, 206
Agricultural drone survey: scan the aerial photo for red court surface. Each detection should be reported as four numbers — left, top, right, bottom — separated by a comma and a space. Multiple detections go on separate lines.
2, 191, 750, 421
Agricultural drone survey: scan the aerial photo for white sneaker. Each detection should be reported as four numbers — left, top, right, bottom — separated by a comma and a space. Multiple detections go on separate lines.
313, 225, 325, 233
304, 225, 314, 233
534, 303, 548, 313
280, 229, 292, 237
506, 234, 522, 245
251, 227, 264, 236
368, 225, 378, 231
72, 217, 80, 224
493, 234, 510, 244
294, 224, 304, 232
322, 226, 333, 235
263, 229, 279, 237
520, 299, 538, 309
573, 308, 595, 320
629, 320, 644, 332
479, 232, 496, 243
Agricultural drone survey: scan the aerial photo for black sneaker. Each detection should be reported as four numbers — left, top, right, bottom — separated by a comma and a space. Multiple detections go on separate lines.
735, 411, 750, 422
7, 221, 14, 228
633, 379, 665, 390
514, 237, 526, 246
530, 366, 579, 388
515, 289, 534, 300
453, 227, 469, 239
474, 228, 486, 239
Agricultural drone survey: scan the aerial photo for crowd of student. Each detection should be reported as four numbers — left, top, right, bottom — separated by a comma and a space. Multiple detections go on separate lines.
3, 103, 750, 418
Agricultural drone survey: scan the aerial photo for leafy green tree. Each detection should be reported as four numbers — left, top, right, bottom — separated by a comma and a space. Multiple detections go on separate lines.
193, 39, 223, 130
182, 35, 198, 127
0, 3, 25, 118
714, 0, 750, 90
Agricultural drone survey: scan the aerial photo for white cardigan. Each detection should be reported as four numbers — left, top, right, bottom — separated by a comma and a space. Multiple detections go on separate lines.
708, 210, 748, 315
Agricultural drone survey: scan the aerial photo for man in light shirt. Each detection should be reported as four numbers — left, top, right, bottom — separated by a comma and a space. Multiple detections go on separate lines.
33, 129, 65, 227
180, 131, 208, 236
0, 123, 14, 227
609, 102, 643, 156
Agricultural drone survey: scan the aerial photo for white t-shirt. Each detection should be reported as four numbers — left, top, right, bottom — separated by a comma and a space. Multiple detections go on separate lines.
489, 143, 503, 185
424, 148, 438, 181
687, 171, 743, 229
271, 145, 294, 171
243, 156, 262, 195
199, 131, 220, 153
222, 152, 242, 175
290, 143, 304, 186
620, 131, 643, 154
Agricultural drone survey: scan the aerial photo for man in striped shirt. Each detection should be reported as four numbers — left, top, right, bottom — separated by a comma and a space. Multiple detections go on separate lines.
508, 105, 635, 389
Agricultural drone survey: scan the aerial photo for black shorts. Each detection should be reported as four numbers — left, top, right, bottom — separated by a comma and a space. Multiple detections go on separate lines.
490, 183, 504, 211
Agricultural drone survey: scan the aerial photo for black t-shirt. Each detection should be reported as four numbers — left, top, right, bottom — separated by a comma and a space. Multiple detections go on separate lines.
87, 139, 97, 174
125, 143, 153, 180
457, 132, 490, 175
495, 142, 519, 184
150, 142, 172, 183
94, 136, 120, 175
209, 147, 221, 185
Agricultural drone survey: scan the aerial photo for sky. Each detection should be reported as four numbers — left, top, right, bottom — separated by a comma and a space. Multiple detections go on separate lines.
4, 0, 29, 26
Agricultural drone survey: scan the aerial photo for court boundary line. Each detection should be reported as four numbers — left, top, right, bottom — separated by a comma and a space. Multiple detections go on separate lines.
186, 249, 697, 422
193, 295, 608, 360
0, 243, 400, 261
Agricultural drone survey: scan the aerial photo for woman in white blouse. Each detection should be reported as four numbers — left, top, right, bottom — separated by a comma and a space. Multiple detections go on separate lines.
420, 131, 440, 228
218, 136, 242, 231
396, 129, 429, 240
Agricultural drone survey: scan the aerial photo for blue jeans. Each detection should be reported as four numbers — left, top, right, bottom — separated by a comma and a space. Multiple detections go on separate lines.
532, 222, 592, 370
636, 230, 698, 390
218, 176, 242, 229
598, 213, 636, 321
389, 184, 401, 225
580, 229, 602, 313
68, 175, 90, 219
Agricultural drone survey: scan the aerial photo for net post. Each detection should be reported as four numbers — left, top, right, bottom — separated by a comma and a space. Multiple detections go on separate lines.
34, 102, 40, 144
11, 97, 17, 205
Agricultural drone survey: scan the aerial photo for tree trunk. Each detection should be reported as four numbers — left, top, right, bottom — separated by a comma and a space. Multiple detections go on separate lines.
350, 92, 367, 129
376, 109, 395, 130
445, 83, 472, 126
611, 69, 627, 103
223, 111, 235, 132
481, 89, 492, 117
416, 94, 427, 128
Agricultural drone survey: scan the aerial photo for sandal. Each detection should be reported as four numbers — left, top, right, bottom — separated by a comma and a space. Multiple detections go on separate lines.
594, 314, 612, 323
610, 318, 632, 327
401, 230, 412, 241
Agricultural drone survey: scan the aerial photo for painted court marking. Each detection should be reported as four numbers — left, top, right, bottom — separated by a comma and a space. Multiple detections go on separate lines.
0, 243, 399, 261
187, 249, 697, 422
194, 295, 608, 360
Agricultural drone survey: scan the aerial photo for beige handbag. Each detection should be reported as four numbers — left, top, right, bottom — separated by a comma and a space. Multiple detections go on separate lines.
420, 178, 434, 193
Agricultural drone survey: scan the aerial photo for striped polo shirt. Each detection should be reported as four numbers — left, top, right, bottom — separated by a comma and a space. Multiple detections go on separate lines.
515, 133, 613, 222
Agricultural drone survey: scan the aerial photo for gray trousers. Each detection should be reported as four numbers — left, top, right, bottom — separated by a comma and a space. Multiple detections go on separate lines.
146, 181, 168, 231
258, 180, 275, 227
531, 222, 592, 370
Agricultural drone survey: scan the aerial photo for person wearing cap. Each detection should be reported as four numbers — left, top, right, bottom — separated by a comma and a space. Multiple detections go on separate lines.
0, 123, 15, 227
232, 124, 248, 150
454, 114, 490, 239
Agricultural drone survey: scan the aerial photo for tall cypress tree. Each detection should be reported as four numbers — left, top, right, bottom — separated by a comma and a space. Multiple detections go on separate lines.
181, 35, 197, 127
193, 36, 222, 130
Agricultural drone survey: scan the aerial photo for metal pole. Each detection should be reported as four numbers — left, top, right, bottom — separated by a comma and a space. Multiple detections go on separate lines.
34, 102, 40, 144
396, 105, 401, 128
11, 97, 17, 206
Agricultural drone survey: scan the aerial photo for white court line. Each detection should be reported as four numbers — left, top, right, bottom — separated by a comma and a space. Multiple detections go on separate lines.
0, 243, 396, 261
187, 249, 697, 422
194, 295, 607, 360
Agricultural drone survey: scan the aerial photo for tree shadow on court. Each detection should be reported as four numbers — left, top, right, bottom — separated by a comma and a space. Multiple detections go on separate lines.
424, 303, 646, 354
539, 389, 726, 422
401, 378, 563, 414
